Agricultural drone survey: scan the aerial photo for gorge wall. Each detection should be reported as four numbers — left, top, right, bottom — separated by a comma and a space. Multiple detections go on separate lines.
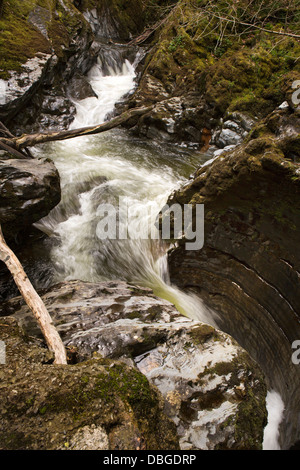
165, 106, 300, 449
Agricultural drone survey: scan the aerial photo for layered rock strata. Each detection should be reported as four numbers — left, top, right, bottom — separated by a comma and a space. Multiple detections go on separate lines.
165, 106, 300, 449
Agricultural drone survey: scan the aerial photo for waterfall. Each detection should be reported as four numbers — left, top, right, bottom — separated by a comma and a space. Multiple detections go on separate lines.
263, 391, 285, 450
34, 46, 217, 327
34, 44, 284, 448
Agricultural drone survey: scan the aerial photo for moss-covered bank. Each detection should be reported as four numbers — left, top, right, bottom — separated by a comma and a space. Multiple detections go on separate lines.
128, 0, 300, 143
0, 316, 179, 450
0, 0, 91, 80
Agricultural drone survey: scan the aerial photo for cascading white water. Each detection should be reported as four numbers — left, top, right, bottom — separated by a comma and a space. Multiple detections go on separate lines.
35, 50, 217, 327
34, 48, 285, 448
263, 391, 285, 450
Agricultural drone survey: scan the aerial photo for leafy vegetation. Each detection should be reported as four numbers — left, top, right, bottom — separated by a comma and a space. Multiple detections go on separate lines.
140, 0, 300, 118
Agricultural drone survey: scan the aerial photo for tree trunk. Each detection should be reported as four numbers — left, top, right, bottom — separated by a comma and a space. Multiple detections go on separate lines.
0, 226, 67, 365
0, 105, 154, 152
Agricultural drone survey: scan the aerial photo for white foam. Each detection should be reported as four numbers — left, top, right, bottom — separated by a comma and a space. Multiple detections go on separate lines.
263, 390, 285, 450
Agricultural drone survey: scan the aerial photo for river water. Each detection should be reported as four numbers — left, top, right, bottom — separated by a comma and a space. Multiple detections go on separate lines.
32, 45, 283, 450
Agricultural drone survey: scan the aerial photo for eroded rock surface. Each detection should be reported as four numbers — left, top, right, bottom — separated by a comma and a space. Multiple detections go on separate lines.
0, 158, 60, 239
1, 280, 267, 450
165, 106, 300, 449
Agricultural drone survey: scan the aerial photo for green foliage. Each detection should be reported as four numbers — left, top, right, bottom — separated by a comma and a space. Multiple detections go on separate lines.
168, 34, 183, 52
0, 0, 87, 79
143, 0, 300, 119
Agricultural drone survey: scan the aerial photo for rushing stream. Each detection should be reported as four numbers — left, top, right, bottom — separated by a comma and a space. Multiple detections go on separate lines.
34, 48, 218, 327
32, 44, 284, 450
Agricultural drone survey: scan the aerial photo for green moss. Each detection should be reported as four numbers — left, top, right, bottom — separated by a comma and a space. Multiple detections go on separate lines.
0, 0, 88, 79
189, 324, 220, 345
1, 431, 34, 450
140, 0, 300, 120
126, 310, 142, 319
234, 385, 268, 450
168, 34, 184, 52
0, 1, 52, 78
34, 360, 158, 427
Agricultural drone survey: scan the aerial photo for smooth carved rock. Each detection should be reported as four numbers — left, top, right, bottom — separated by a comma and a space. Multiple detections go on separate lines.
3, 280, 268, 450
165, 106, 300, 449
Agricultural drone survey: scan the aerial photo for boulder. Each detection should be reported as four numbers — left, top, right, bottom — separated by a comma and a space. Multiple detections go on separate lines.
66, 73, 98, 101
0, 158, 61, 238
0, 0, 95, 133
2, 279, 268, 450
0, 54, 53, 121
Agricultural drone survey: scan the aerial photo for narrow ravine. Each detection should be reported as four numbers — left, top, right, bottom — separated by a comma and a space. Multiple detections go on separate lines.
33, 44, 284, 450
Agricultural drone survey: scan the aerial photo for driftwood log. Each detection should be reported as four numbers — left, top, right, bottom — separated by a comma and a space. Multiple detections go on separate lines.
0, 105, 154, 153
0, 225, 67, 365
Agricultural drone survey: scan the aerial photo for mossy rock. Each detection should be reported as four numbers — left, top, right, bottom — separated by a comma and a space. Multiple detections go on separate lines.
0, 0, 90, 79
0, 317, 179, 450
131, 0, 300, 139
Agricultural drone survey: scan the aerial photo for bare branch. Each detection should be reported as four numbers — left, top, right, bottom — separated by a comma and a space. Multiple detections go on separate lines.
0, 226, 67, 364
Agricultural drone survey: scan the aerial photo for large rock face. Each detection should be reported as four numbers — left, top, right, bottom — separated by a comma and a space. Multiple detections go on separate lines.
1, 280, 268, 450
0, 0, 146, 133
78, 0, 145, 41
165, 106, 300, 449
0, 0, 96, 132
0, 316, 179, 451
0, 158, 61, 239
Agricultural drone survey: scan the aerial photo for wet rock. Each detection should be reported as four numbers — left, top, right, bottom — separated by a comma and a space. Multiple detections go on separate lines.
0, 158, 61, 239
0, 54, 53, 122
138, 97, 184, 141
0, 1, 95, 133
211, 112, 257, 149
67, 73, 98, 101
165, 106, 300, 449
0, 316, 178, 450
81, 0, 145, 42
4, 280, 268, 450
28, 5, 52, 40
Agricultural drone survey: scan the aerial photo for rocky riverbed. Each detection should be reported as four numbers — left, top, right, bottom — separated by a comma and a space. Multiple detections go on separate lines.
0, 0, 299, 451
0, 280, 267, 450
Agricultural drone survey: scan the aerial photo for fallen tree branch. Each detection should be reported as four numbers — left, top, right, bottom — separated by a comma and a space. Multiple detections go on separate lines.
0, 121, 14, 138
127, 3, 178, 46
0, 105, 154, 151
0, 140, 31, 159
195, 7, 300, 39
0, 225, 67, 365
0, 121, 34, 159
